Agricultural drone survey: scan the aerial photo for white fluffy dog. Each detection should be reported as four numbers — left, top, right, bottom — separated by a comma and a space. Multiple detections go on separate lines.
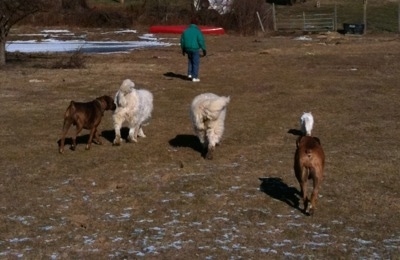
190, 93, 230, 159
113, 79, 153, 145
300, 112, 314, 136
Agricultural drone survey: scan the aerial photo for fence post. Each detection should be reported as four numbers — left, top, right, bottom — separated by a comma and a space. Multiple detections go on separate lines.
303, 12, 306, 31
363, 0, 367, 34
256, 11, 265, 32
273, 3, 277, 31
334, 4, 337, 32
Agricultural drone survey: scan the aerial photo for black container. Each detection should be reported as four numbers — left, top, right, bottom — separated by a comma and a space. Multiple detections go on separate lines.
343, 23, 365, 34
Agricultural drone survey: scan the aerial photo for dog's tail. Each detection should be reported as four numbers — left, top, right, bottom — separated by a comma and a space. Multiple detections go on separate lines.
115, 90, 128, 107
62, 101, 76, 129
119, 79, 135, 94
300, 112, 314, 136
64, 101, 76, 117
202, 96, 230, 120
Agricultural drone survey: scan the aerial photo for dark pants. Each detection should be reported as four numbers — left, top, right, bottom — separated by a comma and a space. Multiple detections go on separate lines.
186, 50, 200, 78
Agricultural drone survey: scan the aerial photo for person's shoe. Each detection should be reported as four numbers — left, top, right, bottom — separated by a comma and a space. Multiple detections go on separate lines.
192, 78, 200, 82
188, 75, 192, 79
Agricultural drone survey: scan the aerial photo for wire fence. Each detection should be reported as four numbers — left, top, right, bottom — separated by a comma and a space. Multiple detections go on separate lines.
270, 2, 400, 34
274, 11, 336, 32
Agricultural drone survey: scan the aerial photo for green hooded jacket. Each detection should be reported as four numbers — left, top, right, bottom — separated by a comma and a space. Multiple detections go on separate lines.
180, 24, 206, 52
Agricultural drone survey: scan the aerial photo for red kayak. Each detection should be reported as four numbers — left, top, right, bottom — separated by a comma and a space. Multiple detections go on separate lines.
149, 25, 225, 35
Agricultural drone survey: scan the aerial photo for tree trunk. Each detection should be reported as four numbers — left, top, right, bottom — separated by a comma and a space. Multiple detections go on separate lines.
0, 0, 53, 66
61, 0, 88, 10
0, 42, 5, 67
0, 33, 6, 66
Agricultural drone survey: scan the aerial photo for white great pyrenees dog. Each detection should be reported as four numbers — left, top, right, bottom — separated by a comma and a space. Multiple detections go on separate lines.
113, 79, 153, 145
190, 93, 230, 159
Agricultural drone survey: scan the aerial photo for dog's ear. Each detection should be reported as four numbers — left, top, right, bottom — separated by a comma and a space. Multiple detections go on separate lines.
296, 136, 303, 148
109, 96, 117, 110
103, 95, 116, 110
313, 137, 321, 145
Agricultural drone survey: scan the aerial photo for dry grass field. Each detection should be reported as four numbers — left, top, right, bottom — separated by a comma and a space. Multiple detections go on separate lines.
1, 26, 400, 259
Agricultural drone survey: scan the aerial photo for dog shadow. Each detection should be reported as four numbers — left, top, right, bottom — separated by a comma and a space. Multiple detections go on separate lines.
57, 128, 119, 150
169, 134, 206, 157
56, 135, 94, 149
164, 72, 191, 81
259, 177, 301, 211
287, 128, 303, 136
101, 127, 130, 143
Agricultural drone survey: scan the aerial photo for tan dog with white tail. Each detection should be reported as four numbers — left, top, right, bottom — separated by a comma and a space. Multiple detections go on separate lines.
294, 112, 325, 215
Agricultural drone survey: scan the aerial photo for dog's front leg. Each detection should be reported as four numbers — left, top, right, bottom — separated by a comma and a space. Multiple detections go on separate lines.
205, 128, 220, 160
195, 129, 207, 157
205, 144, 215, 160
194, 128, 206, 147
92, 128, 103, 145
113, 123, 122, 146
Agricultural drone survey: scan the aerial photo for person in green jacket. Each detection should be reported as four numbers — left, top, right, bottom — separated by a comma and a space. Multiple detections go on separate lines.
180, 18, 207, 82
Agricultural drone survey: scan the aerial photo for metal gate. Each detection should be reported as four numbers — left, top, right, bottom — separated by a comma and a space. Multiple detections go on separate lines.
274, 10, 337, 32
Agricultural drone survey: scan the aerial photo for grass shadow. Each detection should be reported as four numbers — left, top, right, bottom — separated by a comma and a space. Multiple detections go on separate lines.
164, 72, 190, 81
259, 177, 301, 211
169, 134, 206, 157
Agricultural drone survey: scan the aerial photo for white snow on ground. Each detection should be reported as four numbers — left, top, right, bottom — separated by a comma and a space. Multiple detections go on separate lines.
6, 29, 173, 54
6, 39, 170, 53
2, 171, 399, 258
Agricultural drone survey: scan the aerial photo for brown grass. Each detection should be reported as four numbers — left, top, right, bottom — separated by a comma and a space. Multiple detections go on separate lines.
1, 27, 400, 258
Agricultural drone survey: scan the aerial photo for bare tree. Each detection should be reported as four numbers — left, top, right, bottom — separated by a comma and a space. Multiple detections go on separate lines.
0, 0, 52, 66
61, 0, 88, 10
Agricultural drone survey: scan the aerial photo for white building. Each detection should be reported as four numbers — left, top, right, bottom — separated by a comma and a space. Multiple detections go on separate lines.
193, 0, 233, 15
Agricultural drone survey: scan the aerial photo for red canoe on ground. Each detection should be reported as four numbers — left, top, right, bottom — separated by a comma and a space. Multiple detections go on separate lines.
149, 25, 225, 35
